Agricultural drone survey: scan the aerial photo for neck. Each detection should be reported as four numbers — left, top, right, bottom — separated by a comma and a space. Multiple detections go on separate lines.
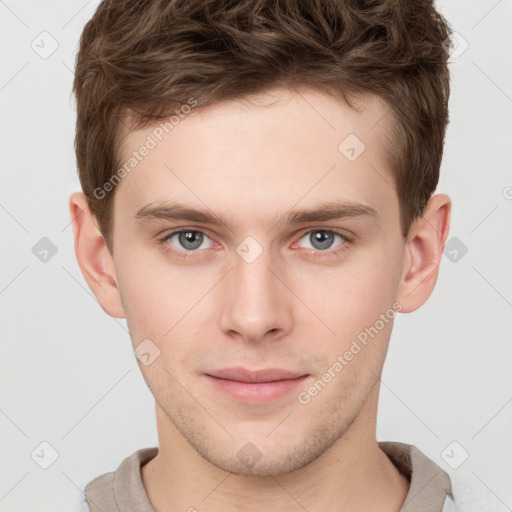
141, 391, 410, 512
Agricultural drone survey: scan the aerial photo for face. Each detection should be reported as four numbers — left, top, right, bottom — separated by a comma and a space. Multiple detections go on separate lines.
109, 87, 406, 475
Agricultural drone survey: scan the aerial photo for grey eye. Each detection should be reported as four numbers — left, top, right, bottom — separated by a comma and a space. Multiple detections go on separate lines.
168, 230, 212, 251
299, 230, 344, 251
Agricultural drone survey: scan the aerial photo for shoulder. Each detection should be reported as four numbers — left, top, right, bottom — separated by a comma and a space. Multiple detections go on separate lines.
84, 469, 116, 512
379, 440, 458, 512
83, 447, 158, 512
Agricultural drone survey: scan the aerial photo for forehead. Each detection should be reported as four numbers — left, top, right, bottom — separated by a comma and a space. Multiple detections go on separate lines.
113, 86, 396, 225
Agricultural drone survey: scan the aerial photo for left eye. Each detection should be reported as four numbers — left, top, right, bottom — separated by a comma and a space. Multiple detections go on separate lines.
297, 229, 347, 251
165, 230, 214, 252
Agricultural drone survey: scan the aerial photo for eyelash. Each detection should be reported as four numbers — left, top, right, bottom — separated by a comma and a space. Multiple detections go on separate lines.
157, 228, 352, 260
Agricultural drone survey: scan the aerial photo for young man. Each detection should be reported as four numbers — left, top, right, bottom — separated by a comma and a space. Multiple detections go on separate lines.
70, 0, 458, 510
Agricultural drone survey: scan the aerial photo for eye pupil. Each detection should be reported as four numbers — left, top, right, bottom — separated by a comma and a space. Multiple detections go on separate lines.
179, 230, 203, 250
310, 230, 334, 250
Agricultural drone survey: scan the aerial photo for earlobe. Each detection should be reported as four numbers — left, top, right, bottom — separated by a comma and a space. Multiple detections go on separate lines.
68, 191, 126, 319
396, 194, 451, 313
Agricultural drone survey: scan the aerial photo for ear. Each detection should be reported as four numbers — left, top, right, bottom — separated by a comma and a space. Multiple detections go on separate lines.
396, 193, 451, 313
68, 191, 126, 318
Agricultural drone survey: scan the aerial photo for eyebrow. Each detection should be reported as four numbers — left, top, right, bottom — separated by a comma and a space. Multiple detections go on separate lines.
134, 200, 378, 228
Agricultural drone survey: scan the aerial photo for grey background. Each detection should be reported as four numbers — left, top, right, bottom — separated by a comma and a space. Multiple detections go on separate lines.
1, 1, 511, 510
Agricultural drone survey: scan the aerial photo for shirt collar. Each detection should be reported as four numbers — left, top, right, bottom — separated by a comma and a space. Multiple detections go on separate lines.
379, 441, 454, 511
87, 441, 453, 512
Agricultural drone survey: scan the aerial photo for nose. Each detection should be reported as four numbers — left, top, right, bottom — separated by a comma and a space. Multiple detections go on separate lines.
218, 241, 293, 344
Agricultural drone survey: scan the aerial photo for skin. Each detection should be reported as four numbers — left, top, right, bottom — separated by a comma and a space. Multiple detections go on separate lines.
69, 86, 451, 512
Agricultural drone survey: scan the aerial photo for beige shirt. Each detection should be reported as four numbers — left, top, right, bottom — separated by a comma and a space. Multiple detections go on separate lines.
83, 441, 458, 512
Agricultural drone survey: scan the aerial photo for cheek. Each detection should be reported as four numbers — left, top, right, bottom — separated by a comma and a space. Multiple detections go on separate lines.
291, 247, 401, 341
115, 250, 218, 358
115, 252, 176, 340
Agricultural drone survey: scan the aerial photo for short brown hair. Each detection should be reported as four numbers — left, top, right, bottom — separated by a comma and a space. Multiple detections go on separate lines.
72, 0, 452, 252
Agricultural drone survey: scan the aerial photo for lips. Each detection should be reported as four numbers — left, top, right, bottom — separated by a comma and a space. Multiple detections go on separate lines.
204, 367, 309, 404
206, 367, 307, 383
